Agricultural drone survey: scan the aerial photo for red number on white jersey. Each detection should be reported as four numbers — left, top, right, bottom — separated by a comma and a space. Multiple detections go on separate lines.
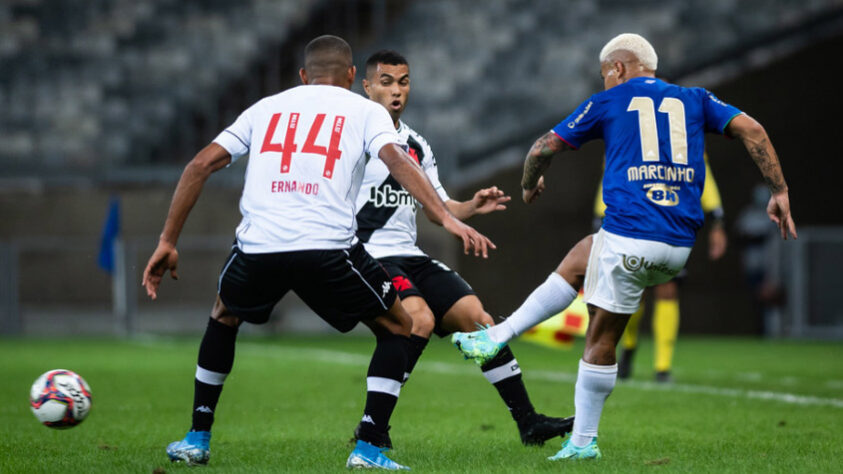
260, 113, 345, 178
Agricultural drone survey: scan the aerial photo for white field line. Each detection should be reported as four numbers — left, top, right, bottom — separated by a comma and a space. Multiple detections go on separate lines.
133, 338, 843, 409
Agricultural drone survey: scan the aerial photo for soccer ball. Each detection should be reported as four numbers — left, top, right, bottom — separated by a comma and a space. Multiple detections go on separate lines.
30, 369, 92, 429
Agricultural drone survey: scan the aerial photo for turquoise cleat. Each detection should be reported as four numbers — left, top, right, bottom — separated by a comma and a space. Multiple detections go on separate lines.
548, 438, 602, 461
346, 439, 410, 470
451, 327, 505, 366
166, 430, 211, 466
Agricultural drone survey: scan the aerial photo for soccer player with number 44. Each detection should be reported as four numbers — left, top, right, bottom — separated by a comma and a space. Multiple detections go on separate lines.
453, 33, 797, 461
142, 35, 494, 470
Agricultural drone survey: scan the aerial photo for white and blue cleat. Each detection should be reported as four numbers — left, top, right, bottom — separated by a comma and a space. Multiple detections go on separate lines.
346, 439, 410, 470
548, 437, 602, 461
451, 326, 506, 366
167, 430, 211, 466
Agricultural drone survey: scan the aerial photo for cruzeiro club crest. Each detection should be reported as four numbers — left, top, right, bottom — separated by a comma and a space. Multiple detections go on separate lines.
621, 254, 644, 272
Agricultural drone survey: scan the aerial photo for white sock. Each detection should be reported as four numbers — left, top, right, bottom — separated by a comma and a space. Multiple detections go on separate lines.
487, 273, 578, 343
570, 359, 617, 447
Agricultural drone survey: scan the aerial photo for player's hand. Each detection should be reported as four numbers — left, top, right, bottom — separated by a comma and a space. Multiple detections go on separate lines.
443, 214, 496, 258
766, 191, 797, 240
471, 186, 511, 215
142, 240, 180, 300
708, 224, 727, 260
522, 176, 545, 204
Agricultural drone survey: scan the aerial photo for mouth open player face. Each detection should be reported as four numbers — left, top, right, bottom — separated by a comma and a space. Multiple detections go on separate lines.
364, 63, 410, 126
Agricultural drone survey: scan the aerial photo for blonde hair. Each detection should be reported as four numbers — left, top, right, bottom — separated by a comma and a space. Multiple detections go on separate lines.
599, 33, 658, 71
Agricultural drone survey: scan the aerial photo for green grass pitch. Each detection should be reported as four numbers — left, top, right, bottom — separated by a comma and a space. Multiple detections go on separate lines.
1, 335, 842, 473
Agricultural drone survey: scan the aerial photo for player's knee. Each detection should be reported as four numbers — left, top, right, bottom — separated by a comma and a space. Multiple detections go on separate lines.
583, 340, 618, 365
211, 298, 241, 327
409, 309, 436, 337
441, 296, 492, 332
385, 301, 413, 335
457, 310, 493, 331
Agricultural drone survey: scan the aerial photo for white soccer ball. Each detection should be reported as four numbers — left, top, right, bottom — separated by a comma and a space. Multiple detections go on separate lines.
30, 369, 92, 429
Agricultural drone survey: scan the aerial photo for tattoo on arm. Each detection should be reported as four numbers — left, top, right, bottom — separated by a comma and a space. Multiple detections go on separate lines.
748, 138, 787, 193
522, 132, 568, 189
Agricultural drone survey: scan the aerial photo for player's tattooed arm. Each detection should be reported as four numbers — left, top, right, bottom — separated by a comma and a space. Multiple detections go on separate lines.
522, 132, 570, 190
747, 138, 787, 193
727, 113, 797, 240
727, 114, 787, 193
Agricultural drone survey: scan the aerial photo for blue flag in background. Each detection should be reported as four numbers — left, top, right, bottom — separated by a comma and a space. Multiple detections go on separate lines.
98, 196, 121, 274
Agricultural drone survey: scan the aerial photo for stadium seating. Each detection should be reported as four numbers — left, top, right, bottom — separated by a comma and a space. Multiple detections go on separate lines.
0, 0, 837, 176
0, 0, 315, 170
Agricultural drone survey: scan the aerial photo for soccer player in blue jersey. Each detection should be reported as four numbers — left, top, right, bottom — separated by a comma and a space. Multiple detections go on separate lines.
453, 33, 797, 460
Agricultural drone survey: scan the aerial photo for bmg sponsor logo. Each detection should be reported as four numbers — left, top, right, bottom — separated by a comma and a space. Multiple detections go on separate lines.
368, 184, 415, 208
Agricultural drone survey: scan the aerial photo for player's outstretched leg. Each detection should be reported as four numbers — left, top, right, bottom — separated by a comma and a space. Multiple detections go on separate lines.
348, 300, 412, 470
549, 305, 628, 462
168, 302, 240, 466
452, 271, 579, 364
453, 236, 590, 363
443, 296, 573, 446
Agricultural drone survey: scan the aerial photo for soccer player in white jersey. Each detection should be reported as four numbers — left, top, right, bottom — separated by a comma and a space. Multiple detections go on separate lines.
354, 50, 574, 447
141, 35, 494, 471
453, 33, 797, 460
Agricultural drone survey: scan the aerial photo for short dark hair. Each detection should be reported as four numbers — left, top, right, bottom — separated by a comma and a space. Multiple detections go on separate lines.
365, 50, 408, 77
304, 35, 353, 73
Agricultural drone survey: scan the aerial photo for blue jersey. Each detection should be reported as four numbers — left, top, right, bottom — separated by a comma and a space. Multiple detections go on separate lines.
552, 77, 742, 246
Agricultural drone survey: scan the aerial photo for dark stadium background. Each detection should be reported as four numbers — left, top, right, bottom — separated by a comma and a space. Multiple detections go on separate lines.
1, 0, 841, 338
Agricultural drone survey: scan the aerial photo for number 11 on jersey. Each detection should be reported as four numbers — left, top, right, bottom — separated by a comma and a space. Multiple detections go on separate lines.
260, 113, 345, 179
627, 97, 688, 165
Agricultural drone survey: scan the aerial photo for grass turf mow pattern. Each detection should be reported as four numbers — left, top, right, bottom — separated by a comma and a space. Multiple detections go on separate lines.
1, 336, 841, 473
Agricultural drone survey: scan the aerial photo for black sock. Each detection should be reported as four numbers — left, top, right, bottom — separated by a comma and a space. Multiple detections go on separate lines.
191, 317, 238, 432
480, 346, 535, 422
402, 335, 429, 385
357, 334, 410, 445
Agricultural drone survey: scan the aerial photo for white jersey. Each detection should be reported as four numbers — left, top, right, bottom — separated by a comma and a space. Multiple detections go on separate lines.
214, 85, 404, 253
355, 120, 450, 259
213, 85, 404, 253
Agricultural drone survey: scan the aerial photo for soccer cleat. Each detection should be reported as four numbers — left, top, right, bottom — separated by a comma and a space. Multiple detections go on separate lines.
166, 430, 211, 466
451, 327, 505, 366
346, 439, 410, 470
517, 413, 575, 446
618, 348, 635, 380
548, 437, 602, 461
655, 371, 672, 383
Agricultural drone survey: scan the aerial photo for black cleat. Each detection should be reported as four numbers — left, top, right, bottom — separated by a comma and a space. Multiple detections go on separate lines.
517, 412, 575, 446
618, 348, 636, 380
655, 371, 673, 383
351, 423, 393, 450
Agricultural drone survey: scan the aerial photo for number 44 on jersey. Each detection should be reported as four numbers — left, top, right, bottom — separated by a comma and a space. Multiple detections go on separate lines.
260, 113, 346, 179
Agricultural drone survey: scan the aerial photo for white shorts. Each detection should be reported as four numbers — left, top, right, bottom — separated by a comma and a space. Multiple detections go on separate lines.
583, 229, 692, 314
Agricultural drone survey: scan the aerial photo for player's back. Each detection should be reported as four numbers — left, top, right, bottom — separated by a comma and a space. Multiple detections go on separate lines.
214, 85, 402, 253
559, 77, 741, 246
